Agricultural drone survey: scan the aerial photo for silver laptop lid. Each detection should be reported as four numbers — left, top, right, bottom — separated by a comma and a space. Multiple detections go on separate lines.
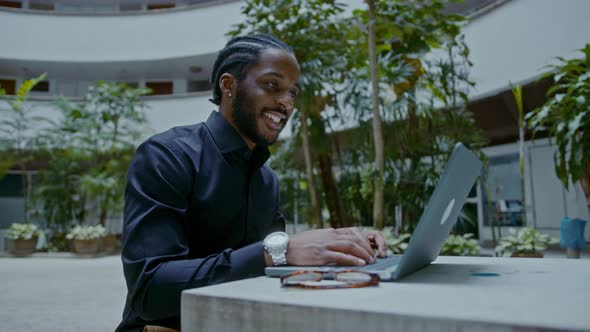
393, 142, 482, 279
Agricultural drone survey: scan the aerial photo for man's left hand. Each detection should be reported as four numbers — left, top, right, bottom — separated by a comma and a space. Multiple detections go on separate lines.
361, 229, 388, 258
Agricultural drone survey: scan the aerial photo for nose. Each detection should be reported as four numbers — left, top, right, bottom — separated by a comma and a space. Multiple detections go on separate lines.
277, 93, 295, 114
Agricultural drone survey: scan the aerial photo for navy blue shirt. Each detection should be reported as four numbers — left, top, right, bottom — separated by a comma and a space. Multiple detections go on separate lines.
116, 111, 285, 331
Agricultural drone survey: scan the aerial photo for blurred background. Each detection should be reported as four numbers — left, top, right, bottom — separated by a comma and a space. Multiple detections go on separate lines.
0, 0, 588, 257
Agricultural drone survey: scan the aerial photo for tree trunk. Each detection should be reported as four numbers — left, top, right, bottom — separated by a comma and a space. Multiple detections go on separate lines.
300, 111, 323, 228
99, 200, 108, 227
20, 167, 28, 223
318, 154, 351, 228
367, 0, 385, 230
17, 158, 30, 224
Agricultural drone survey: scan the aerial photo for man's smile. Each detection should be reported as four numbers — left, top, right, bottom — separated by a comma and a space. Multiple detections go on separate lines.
263, 110, 287, 130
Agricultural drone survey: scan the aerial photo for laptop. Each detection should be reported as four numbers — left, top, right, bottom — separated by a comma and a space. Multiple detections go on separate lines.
265, 142, 482, 281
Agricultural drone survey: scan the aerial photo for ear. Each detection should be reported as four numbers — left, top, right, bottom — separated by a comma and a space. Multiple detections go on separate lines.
219, 73, 236, 99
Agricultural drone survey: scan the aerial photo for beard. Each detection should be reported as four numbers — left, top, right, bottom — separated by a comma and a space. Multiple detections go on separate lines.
232, 84, 282, 147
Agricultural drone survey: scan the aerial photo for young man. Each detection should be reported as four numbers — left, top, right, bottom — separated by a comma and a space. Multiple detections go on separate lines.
116, 34, 387, 332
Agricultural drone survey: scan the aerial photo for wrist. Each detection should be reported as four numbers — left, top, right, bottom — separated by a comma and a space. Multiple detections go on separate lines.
263, 250, 273, 266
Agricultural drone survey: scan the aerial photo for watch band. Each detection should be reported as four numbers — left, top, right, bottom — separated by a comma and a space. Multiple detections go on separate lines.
270, 250, 287, 266
264, 232, 289, 266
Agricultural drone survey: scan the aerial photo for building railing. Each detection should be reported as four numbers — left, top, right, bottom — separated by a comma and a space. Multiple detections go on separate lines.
0, 0, 240, 16
0, 77, 212, 99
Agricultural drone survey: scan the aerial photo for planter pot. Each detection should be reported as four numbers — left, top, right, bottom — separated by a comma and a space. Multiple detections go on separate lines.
101, 234, 119, 254
561, 218, 586, 259
566, 248, 581, 259
10, 237, 38, 256
511, 252, 544, 258
73, 239, 99, 255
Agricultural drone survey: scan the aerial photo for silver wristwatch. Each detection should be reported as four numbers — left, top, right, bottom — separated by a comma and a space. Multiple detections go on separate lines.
263, 231, 289, 266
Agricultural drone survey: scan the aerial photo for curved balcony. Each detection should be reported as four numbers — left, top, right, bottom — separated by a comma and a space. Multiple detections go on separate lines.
461, 0, 590, 98
0, 0, 243, 63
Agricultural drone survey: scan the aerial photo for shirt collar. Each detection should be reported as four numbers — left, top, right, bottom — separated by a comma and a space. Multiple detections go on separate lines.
205, 110, 248, 154
205, 111, 271, 167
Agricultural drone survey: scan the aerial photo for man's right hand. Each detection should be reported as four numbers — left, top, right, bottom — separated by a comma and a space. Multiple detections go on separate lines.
286, 228, 377, 266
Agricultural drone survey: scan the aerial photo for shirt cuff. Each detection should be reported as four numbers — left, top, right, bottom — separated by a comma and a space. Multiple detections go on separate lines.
229, 241, 266, 281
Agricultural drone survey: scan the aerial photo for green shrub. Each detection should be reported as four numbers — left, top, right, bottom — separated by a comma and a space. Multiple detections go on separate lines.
441, 233, 480, 256
495, 226, 558, 256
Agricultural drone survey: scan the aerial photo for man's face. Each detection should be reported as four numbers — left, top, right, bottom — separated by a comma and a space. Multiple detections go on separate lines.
231, 48, 300, 147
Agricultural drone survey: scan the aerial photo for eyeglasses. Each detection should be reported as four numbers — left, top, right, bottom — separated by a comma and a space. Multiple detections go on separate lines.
280, 270, 380, 289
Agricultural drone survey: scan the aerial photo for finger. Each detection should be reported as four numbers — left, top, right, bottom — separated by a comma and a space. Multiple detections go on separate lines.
323, 250, 367, 266
340, 228, 375, 258
327, 240, 374, 264
371, 232, 388, 257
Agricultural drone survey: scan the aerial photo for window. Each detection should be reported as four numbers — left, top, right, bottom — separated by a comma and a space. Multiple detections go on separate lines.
0, 1, 21, 8
29, 1, 54, 10
121, 82, 139, 88
146, 81, 173, 96
186, 0, 218, 4
0, 174, 26, 229
147, 3, 175, 10
120, 3, 142, 11
30, 80, 50, 93
481, 153, 525, 227
0, 174, 23, 197
0, 79, 16, 95
187, 80, 212, 93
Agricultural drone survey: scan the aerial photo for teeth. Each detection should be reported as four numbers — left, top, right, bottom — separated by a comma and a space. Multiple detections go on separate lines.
265, 112, 282, 123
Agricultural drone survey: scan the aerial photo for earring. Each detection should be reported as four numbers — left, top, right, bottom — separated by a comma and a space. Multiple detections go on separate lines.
228, 92, 232, 97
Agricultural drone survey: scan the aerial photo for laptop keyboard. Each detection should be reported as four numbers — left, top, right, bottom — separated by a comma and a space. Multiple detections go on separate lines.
335, 255, 402, 271
366, 255, 402, 270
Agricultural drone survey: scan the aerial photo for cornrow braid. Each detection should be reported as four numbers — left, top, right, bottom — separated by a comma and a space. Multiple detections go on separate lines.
209, 33, 294, 105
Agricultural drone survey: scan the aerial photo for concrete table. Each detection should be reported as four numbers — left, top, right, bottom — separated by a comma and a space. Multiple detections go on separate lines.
182, 256, 590, 332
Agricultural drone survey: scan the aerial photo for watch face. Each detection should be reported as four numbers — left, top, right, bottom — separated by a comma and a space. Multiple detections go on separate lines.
266, 232, 287, 247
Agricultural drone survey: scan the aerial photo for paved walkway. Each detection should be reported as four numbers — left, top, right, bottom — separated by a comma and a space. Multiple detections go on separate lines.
0, 255, 126, 332
0, 249, 588, 332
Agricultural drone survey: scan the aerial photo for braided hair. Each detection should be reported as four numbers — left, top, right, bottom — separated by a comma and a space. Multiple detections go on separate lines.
209, 33, 294, 105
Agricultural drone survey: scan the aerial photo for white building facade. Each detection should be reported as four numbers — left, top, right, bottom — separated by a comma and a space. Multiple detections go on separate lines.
0, 0, 589, 248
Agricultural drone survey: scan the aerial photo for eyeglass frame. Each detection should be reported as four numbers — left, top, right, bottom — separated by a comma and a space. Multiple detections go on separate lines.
279, 270, 380, 289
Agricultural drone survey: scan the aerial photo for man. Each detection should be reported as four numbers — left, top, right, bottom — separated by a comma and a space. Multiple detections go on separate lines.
116, 34, 387, 332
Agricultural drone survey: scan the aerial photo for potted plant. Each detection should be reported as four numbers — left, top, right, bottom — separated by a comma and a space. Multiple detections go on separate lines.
0, 74, 50, 224
385, 232, 411, 255
101, 232, 121, 254
5, 223, 39, 256
495, 226, 558, 258
66, 225, 106, 255
526, 44, 590, 256
441, 233, 481, 256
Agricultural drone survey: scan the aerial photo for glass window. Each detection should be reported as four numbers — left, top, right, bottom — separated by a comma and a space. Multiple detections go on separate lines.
0, 1, 21, 8
147, 3, 175, 10
0, 174, 32, 228
146, 81, 173, 95
29, 1, 54, 10
481, 153, 524, 226
187, 80, 211, 93
30, 80, 50, 93
0, 79, 16, 95
0, 174, 23, 197
117, 82, 139, 88
120, 2, 142, 11
0, 198, 24, 228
